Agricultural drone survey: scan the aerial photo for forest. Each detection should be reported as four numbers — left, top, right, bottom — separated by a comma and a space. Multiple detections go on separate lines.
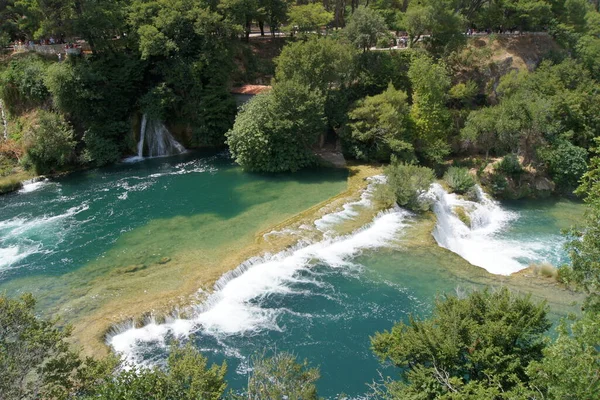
1, 0, 600, 399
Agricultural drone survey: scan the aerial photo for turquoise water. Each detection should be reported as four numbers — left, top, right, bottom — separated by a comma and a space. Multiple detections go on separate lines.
0, 153, 584, 398
0, 151, 348, 314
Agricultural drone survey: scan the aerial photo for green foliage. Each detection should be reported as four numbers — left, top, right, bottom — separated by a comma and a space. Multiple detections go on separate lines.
461, 107, 498, 158
444, 166, 475, 194
0, 293, 118, 400
83, 343, 227, 400
372, 288, 551, 399
129, 0, 237, 147
286, 4, 333, 36
400, 0, 465, 55
45, 54, 146, 166
342, 6, 389, 51
408, 55, 452, 164
243, 352, 320, 400
539, 140, 588, 192
0, 53, 51, 115
226, 80, 326, 172
22, 111, 76, 174
350, 50, 412, 99
528, 312, 600, 400
274, 37, 355, 93
384, 162, 435, 211
495, 153, 523, 176
342, 83, 414, 163
565, 140, 600, 311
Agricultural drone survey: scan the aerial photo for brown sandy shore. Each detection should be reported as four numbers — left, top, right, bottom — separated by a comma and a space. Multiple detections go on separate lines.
63, 164, 582, 357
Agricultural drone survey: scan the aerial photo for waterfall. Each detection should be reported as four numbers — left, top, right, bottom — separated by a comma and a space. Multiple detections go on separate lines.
0, 99, 8, 140
135, 114, 186, 158
429, 183, 534, 275
137, 114, 147, 158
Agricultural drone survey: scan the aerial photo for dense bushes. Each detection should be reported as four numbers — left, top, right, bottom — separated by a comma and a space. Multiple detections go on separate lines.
226, 81, 326, 172
540, 141, 588, 191
0, 54, 51, 114
22, 111, 76, 174
443, 166, 475, 194
384, 162, 435, 211
342, 83, 414, 162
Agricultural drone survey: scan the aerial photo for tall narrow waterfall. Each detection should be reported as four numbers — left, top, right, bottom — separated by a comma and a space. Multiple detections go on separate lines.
136, 114, 186, 158
137, 114, 148, 158
429, 183, 535, 275
0, 99, 8, 140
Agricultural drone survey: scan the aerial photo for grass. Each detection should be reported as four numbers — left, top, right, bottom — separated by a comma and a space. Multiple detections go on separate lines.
0, 170, 33, 194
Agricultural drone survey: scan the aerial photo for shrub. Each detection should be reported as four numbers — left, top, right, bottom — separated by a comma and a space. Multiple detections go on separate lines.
22, 111, 76, 174
540, 141, 588, 192
496, 153, 523, 176
0, 54, 51, 114
372, 182, 397, 208
444, 166, 475, 194
384, 162, 435, 211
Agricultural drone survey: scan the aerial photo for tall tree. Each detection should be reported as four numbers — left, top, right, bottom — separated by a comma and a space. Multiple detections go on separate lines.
342, 6, 389, 52
408, 55, 452, 164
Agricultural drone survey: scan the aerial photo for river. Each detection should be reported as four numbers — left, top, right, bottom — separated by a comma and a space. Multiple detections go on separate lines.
0, 152, 584, 398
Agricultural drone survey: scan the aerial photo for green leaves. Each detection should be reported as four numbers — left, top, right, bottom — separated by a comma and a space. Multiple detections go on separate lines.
343, 83, 414, 162
342, 6, 389, 51
383, 162, 435, 211
372, 288, 551, 399
226, 80, 326, 172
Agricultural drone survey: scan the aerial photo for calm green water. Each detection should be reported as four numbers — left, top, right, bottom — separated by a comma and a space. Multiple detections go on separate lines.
0, 152, 584, 399
0, 151, 348, 315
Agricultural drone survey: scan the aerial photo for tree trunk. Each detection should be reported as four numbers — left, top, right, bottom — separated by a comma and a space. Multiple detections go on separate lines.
259, 20, 265, 36
245, 19, 251, 42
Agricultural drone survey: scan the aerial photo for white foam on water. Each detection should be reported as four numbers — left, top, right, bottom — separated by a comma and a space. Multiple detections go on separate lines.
0, 246, 36, 271
0, 203, 89, 268
107, 208, 411, 364
18, 178, 51, 194
430, 183, 539, 275
314, 175, 386, 232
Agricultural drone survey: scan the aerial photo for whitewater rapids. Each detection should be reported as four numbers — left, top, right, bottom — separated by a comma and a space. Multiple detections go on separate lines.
107, 207, 411, 363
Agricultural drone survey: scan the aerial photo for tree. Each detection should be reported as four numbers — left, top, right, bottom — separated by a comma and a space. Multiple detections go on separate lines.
83, 343, 227, 400
23, 111, 76, 174
399, 0, 465, 54
129, 0, 237, 147
0, 293, 117, 400
274, 37, 355, 93
372, 288, 551, 399
257, 0, 289, 36
539, 140, 588, 192
226, 80, 326, 172
528, 312, 600, 400
274, 37, 355, 131
383, 162, 435, 211
286, 3, 333, 36
564, 139, 600, 311
243, 352, 320, 400
219, 0, 258, 42
408, 55, 452, 164
461, 107, 499, 159
342, 6, 389, 52
342, 83, 414, 162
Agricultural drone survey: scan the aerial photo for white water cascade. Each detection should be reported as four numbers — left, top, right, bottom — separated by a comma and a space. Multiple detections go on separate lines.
0, 99, 8, 140
430, 183, 537, 275
135, 114, 186, 158
107, 206, 410, 364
